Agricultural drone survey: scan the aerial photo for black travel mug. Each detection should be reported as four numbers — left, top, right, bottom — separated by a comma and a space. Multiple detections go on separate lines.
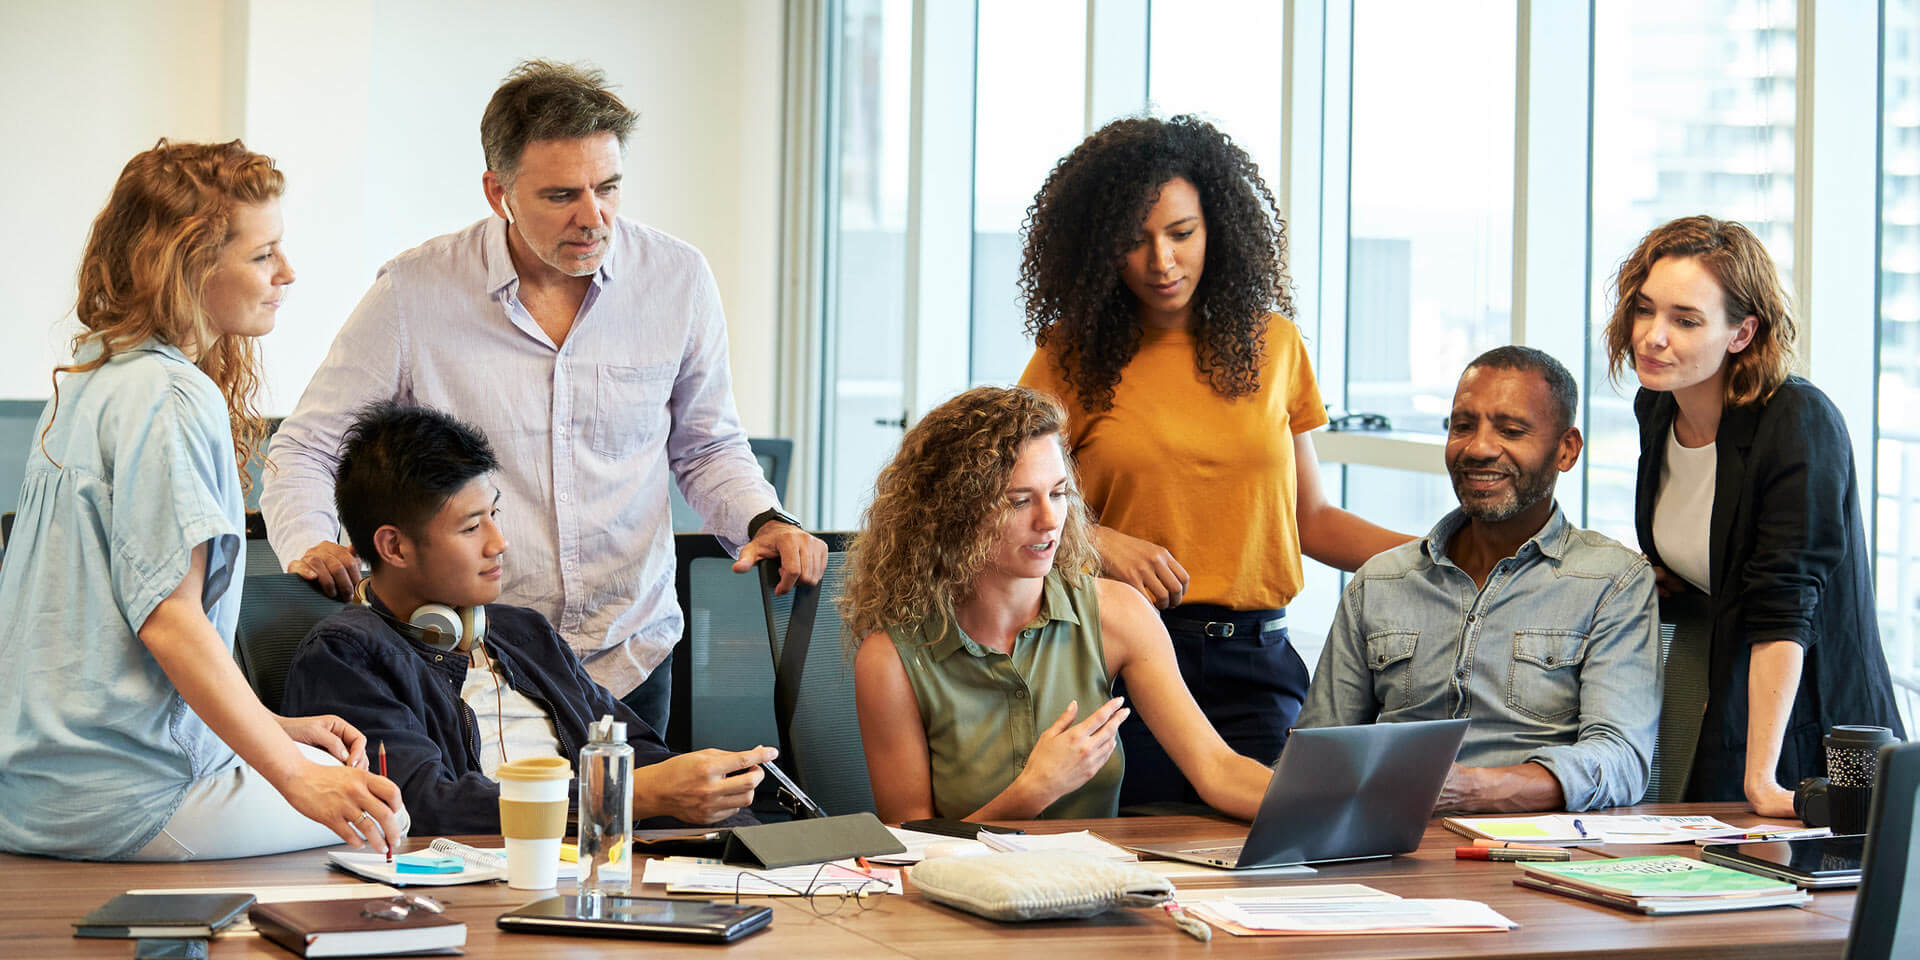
1825, 725, 1898, 835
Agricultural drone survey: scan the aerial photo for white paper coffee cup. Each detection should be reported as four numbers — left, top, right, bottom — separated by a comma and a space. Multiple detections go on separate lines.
497, 756, 572, 890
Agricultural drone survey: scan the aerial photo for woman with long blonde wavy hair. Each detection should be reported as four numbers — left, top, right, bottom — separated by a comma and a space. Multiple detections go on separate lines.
843, 385, 1275, 822
0, 140, 406, 861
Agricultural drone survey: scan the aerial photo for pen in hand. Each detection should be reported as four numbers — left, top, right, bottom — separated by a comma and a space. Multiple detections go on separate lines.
380, 741, 392, 862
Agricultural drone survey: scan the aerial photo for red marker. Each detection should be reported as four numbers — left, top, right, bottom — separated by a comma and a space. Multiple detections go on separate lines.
1455, 845, 1571, 862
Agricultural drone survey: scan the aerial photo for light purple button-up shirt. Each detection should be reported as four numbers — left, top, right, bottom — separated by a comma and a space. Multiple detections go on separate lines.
262, 216, 778, 695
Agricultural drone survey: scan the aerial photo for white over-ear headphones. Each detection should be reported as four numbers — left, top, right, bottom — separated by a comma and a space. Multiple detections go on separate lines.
354, 580, 487, 651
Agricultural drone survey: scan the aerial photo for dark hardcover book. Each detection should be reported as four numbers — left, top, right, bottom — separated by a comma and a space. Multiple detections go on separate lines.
74, 892, 256, 938
250, 900, 466, 958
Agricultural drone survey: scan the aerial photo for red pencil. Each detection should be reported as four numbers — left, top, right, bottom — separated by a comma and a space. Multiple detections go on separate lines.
379, 741, 391, 862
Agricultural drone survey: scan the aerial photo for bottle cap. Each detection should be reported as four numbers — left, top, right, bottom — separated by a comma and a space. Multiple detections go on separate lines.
590, 714, 627, 743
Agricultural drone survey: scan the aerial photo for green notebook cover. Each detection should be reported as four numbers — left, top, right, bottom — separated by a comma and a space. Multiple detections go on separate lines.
1515, 856, 1798, 898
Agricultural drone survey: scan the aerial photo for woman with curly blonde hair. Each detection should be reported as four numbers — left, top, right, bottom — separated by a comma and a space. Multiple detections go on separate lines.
1017, 116, 1410, 806
0, 140, 405, 861
843, 386, 1275, 822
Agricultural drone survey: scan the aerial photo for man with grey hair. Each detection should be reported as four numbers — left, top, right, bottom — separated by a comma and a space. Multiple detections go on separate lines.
1297, 346, 1660, 813
263, 60, 824, 733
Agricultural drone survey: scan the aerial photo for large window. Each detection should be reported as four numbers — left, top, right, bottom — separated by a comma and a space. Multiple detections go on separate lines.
1586, 0, 1798, 544
1344, 0, 1515, 437
1147, 0, 1284, 188
821, 0, 912, 529
798, 2, 1902, 705
969, 0, 1088, 387
1881, 0, 1920, 702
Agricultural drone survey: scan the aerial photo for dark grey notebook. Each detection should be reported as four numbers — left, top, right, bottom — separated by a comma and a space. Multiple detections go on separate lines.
74, 892, 256, 938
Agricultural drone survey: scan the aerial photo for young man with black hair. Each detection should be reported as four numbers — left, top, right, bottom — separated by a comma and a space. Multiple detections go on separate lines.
282, 402, 773, 835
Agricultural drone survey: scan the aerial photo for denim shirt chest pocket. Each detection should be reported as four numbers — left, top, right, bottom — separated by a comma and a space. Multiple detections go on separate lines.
1364, 630, 1419, 712
591, 361, 676, 459
1507, 629, 1588, 723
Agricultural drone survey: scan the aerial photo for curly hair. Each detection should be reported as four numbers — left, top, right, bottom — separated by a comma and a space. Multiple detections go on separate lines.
1019, 115, 1295, 412
1603, 214, 1796, 408
839, 386, 1100, 648
49, 138, 283, 492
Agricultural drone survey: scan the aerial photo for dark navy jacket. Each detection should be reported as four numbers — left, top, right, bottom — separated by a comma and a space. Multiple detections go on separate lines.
282, 598, 753, 835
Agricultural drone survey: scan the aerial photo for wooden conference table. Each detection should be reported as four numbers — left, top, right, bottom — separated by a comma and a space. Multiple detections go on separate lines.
0, 802, 1855, 959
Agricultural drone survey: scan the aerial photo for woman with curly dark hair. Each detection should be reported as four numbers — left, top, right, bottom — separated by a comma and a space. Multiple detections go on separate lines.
1018, 116, 1410, 806
841, 386, 1275, 822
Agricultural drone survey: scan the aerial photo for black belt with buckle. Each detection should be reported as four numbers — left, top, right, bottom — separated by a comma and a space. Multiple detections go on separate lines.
1164, 612, 1287, 638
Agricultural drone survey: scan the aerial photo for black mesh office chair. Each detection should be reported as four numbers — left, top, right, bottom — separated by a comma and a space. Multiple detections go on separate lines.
234, 573, 345, 713
667, 533, 782, 755
760, 532, 875, 816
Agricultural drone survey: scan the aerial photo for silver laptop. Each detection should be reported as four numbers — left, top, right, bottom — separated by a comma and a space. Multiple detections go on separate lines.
1130, 718, 1469, 869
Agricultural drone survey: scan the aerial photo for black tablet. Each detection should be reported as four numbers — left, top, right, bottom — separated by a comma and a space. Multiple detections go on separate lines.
497, 895, 772, 943
1700, 834, 1865, 888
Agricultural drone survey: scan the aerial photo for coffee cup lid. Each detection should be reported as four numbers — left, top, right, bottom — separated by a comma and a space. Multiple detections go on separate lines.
495, 756, 572, 781
1826, 725, 1898, 747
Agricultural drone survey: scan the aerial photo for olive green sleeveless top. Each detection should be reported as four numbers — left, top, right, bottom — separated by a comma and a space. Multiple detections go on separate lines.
885, 570, 1123, 819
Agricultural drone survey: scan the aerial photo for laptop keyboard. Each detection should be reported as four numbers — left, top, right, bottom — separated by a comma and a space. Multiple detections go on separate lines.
1184, 845, 1245, 858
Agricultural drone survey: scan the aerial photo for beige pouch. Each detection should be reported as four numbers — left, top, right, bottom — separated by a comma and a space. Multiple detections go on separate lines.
909, 851, 1173, 922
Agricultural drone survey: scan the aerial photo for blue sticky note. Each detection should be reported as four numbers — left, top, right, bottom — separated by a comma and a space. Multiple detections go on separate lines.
394, 853, 464, 874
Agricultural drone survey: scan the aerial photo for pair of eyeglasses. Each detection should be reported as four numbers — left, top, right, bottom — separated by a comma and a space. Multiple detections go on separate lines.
732, 862, 893, 917
361, 892, 445, 921
1327, 412, 1393, 432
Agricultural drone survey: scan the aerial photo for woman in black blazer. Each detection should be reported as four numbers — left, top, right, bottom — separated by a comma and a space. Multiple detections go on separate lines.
1605, 215, 1904, 816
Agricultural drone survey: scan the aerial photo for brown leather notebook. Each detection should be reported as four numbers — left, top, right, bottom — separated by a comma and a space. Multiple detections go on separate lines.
249, 899, 465, 957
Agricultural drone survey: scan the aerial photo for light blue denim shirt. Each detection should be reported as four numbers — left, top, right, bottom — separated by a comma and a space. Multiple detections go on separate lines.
0, 341, 245, 859
1298, 505, 1659, 811
261, 216, 778, 696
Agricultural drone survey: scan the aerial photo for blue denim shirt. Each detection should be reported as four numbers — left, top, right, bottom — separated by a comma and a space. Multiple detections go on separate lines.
1298, 506, 1659, 811
0, 342, 245, 859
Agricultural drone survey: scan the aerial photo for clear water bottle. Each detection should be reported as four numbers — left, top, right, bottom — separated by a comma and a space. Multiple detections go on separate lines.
577, 714, 634, 900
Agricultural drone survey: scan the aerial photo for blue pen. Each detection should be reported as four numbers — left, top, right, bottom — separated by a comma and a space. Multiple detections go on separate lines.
1572, 818, 1588, 839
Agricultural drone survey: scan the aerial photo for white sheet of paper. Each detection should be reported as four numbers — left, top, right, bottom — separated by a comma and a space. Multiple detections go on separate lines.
639, 856, 902, 896
978, 829, 1137, 860
1172, 883, 1395, 902
864, 827, 985, 864
1197, 897, 1517, 933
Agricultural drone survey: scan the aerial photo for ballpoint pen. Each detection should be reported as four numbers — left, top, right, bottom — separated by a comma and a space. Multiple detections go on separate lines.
379, 741, 391, 863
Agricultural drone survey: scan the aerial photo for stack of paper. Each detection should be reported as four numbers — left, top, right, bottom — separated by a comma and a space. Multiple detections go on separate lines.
1179, 884, 1516, 936
1444, 814, 1745, 845
1513, 856, 1812, 914
977, 829, 1136, 860
640, 857, 902, 896
863, 827, 989, 864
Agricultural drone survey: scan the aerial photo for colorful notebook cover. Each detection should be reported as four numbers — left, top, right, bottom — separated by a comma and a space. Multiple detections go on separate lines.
1514, 856, 1798, 898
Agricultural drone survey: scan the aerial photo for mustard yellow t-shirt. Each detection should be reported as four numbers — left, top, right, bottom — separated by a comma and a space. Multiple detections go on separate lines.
1018, 316, 1327, 610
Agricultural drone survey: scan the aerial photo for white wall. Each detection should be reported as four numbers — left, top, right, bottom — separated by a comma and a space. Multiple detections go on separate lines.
0, 0, 784, 430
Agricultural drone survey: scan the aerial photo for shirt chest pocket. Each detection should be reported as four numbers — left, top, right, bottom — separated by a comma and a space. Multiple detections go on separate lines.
591, 362, 676, 460
1364, 630, 1418, 712
1507, 629, 1588, 723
